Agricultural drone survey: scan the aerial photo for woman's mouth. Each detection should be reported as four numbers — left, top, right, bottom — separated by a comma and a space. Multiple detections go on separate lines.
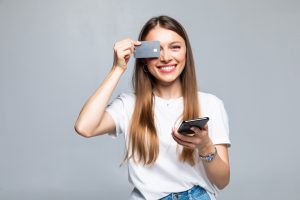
157, 64, 176, 73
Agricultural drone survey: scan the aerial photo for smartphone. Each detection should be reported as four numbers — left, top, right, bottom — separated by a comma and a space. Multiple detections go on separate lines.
177, 117, 209, 136
134, 40, 160, 58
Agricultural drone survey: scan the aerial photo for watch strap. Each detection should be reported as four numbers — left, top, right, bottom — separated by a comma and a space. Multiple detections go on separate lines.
199, 147, 217, 162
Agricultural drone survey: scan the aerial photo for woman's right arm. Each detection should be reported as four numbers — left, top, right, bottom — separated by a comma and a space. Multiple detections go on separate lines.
74, 39, 140, 137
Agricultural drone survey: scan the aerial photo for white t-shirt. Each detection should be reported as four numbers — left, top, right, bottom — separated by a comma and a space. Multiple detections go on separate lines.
106, 92, 230, 200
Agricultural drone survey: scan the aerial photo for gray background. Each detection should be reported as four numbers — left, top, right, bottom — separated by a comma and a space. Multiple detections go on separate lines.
1, 0, 299, 199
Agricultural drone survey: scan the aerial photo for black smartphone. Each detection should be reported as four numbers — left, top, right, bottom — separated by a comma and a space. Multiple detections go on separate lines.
177, 117, 209, 136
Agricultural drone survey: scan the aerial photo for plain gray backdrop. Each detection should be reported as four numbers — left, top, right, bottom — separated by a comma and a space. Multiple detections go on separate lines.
1, 0, 299, 199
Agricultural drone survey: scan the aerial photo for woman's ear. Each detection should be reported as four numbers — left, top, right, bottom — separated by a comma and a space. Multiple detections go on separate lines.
141, 58, 146, 65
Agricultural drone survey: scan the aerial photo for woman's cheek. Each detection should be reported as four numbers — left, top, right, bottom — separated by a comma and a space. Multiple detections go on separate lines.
174, 51, 186, 61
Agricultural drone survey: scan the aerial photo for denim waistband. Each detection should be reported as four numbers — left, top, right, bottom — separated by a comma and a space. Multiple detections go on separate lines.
159, 185, 211, 200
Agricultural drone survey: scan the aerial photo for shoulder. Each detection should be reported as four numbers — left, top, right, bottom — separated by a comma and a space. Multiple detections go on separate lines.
106, 92, 136, 114
197, 91, 228, 120
118, 92, 136, 100
198, 91, 223, 105
112, 91, 136, 106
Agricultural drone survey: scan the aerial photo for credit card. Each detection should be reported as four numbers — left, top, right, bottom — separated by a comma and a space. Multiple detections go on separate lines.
134, 41, 160, 58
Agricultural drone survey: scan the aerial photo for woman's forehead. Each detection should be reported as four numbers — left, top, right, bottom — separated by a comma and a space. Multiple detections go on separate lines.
145, 27, 185, 45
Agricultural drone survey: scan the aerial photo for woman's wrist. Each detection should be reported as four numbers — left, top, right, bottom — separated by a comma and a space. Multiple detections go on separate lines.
199, 146, 217, 162
198, 141, 215, 156
112, 64, 127, 74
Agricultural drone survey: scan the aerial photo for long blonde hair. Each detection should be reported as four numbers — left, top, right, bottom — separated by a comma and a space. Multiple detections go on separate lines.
125, 16, 200, 165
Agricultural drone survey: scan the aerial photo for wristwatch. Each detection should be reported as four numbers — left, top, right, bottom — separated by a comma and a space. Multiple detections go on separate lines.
199, 147, 217, 162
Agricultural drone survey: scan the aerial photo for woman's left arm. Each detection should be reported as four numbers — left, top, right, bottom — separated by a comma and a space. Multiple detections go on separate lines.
172, 126, 230, 190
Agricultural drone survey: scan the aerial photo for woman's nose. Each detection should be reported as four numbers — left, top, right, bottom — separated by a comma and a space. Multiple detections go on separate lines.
160, 49, 172, 62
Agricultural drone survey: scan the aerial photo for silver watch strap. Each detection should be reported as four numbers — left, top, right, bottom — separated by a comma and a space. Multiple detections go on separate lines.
199, 147, 217, 162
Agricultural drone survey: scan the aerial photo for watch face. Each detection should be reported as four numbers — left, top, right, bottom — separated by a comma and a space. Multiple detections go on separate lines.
199, 147, 217, 162
207, 156, 214, 161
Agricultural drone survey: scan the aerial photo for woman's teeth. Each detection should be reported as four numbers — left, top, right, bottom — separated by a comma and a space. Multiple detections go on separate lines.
160, 65, 175, 71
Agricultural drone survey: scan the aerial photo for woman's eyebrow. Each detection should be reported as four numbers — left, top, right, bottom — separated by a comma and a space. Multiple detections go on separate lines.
160, 41, 183, 48
169, 41, 182, 45
160, 41, 182, 47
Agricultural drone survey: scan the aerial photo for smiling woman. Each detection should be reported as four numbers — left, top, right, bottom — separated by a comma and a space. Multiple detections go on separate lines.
74, 15, 231, 200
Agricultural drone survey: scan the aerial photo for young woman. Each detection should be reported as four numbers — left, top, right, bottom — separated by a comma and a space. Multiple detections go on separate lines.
75, 15, 230, 200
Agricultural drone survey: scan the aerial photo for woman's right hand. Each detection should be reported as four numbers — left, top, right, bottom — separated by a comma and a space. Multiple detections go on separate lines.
113, 38, 141, 70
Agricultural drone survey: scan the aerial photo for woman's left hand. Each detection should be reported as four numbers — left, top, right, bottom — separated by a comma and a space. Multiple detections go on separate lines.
172, 125, 215, 155
172, 125, 230, 189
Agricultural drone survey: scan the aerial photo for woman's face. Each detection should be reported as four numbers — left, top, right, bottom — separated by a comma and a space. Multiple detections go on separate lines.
144, 26, 186, 86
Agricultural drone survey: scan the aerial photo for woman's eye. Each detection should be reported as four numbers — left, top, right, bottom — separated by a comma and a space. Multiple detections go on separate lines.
171, 45, 181, 50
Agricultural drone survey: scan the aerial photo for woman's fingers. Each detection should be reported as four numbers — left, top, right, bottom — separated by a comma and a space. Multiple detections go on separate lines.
113, 39, 141, 69
172, 126, 210, 149
172, 132, 196, 149
114, 39, 140, 54
190, 126, 206, 136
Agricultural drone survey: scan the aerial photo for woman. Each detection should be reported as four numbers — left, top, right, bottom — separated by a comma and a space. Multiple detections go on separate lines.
75, 15, 230, 200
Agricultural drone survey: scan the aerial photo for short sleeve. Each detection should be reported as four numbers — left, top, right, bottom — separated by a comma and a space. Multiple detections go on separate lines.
105, 93, 135, 138
105, 95, 126, 137
208, 96, 231, 146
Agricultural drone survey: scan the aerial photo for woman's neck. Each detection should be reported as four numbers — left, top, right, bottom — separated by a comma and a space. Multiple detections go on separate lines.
153, 79, 182, 99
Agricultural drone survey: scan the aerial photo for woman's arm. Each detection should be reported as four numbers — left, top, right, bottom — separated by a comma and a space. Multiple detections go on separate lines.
74, 39, 140, 137
199, 143, 230, 189
172, 127, 230, 189
74, 67, 125, 137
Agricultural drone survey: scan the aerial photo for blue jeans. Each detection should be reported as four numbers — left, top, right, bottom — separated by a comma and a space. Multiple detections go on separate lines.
159, 185, 211, 200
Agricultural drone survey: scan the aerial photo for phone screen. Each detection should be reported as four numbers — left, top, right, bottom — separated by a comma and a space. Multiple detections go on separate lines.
177, 117, 209, 135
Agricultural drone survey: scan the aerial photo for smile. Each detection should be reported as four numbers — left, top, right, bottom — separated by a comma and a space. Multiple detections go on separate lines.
157, 65, 176, 73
